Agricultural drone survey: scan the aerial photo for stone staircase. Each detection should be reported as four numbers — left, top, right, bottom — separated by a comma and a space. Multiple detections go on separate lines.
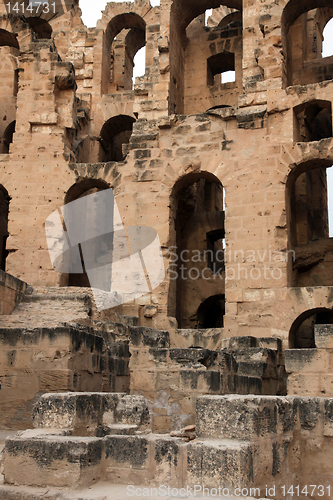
4, 391, 333, 498
0, 392, 278, 497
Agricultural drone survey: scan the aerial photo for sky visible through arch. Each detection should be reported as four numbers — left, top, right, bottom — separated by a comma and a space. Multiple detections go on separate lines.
78, 0, 333, 236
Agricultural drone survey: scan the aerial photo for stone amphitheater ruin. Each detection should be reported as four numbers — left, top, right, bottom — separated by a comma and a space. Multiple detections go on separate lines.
0, 0, 333, 498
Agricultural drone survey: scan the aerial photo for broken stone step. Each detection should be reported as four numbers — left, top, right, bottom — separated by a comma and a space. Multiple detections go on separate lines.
196, 395, 279, 440
2, 433, 103, 488
236, 360, 278, 379
175, 328, 222, 349
104, 424, 138, 435
32, 392, 150, 435
221, 336, 282, 351
187, 438, 254, 490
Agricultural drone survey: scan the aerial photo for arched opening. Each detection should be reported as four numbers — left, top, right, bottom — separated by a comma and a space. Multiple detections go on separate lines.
170, 0, 242, 114
2, 121, 16, 154
63, 179, 110, 288
287, 159, 333, 286
207, 52, 235, 86
197, 294, 225, 328
282, 1, 333, 87
99, 115, 135, 162
289, 307, 333, 348
293, 100, 332, 142
133, 45, 146, 85
322, 18, 333, 57
0, 29, 19, 50
0, 30, 19, 155
0, 185, 10, 271
25, 18, 52, 39
103, 13, 146, 94
170, 171, 225, 328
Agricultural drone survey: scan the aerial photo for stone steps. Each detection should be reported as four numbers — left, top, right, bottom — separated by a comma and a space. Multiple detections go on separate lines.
5, 393, 332, 496
0, 286, 93, 329
32, 392, 150, 436
0, 483, 272, 500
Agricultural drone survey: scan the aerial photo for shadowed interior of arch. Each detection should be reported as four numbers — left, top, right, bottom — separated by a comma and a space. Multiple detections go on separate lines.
289, 307, 333, 348
99, 115, 136, 162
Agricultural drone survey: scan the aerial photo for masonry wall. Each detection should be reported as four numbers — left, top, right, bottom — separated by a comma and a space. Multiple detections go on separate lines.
0, 0, 332, 347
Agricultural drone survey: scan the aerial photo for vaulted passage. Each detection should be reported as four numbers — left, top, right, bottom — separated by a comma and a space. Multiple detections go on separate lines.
63, 179, 110, 288
103, 13, 146, 94
287, 159, 333, 287
99, 115, 135, 162
170, 1, 243, 114
0, 185, 10, 271
170, 172, 225, 328
282, 1, 333, 86
289, 308, 333, 348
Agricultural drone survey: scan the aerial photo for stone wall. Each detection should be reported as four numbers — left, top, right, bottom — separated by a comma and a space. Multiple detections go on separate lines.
0, 271, 26, 315
0, 324, 129, 429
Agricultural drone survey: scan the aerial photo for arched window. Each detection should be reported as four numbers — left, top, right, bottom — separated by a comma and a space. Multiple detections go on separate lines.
169, 0, 242, 114
287, 159, 333, 287
25, 18, 52, 39
0, 29, 19, 154
293, 100, 332, 142
63, 179, 110, 288
0, 29, 19, 50
2, 121, 16, 154
0, 185, 10, 271
282, 1, 333, 87
322, 18, 333, 57
103, 14, 146, 94
289, 308, 333, 348
99, 115, 135, 162
207, 52, 235, 86
169, 172, 225, 328
197, 294, 225, 328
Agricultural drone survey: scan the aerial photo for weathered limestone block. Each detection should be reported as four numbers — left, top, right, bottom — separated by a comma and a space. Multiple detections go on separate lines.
3, 432, 103, 488
315, 324, 333, 349
0, 271, 26, 315
285, 348, 330, 373
32, 392, 150, 436
186, 440, 254, 490
173, 328, 222, 349
0, 326, 124, 429
104, 435, 150, 485
196, 395, 278, 440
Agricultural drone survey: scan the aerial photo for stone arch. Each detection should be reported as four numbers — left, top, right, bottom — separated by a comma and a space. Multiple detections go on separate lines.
218, 10, 242, 28
102, 12, 146, 94
2, 121, 16, 154
99, 115, 136, 162
25, 18, 52, 39
322, 16, 333, 57
286, 154, 333, 287
293, 100, 332, 143
169, 170, 225, 328
0, 185, 10, 271
0, 28, 19, 49
205, 6, 241, 28
281, 0, 333, 86
170, 0, 243, 114
63, 178, 110, 287
197, 294, 225, 328
289, 306, 333, 348
0, 16, 34, 49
